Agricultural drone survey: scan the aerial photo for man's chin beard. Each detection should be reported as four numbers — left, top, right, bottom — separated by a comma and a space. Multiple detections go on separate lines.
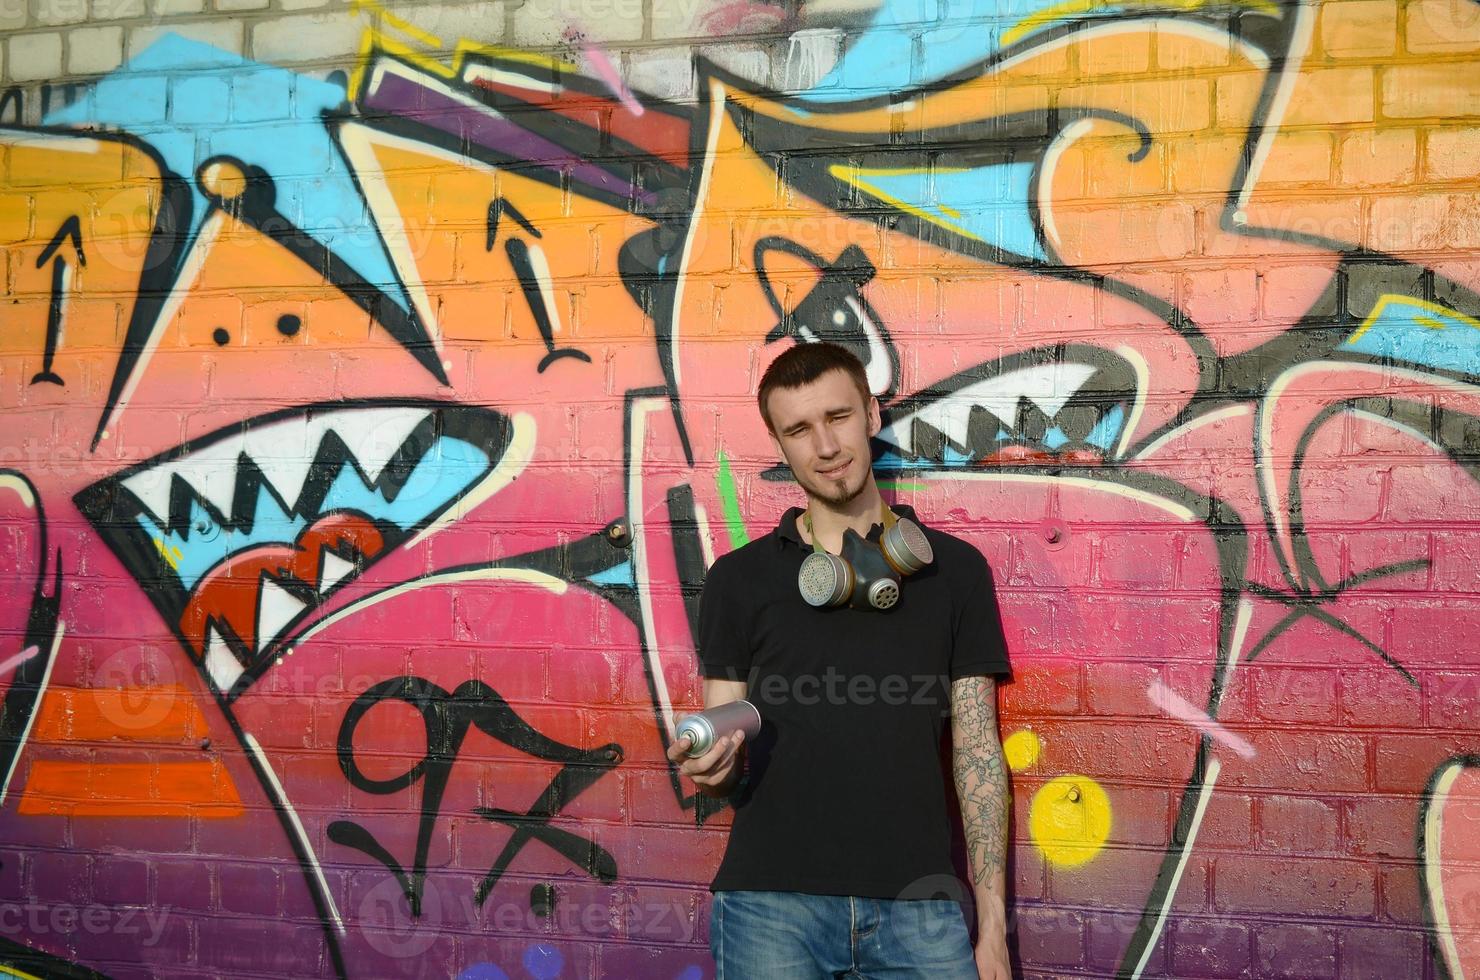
806, 474, 866, 509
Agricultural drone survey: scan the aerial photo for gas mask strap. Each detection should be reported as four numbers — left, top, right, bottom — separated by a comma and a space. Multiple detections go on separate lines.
803, 511, 825, 555
804, 503, 897, 554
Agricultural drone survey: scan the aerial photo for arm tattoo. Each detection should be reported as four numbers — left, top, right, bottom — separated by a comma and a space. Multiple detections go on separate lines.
951, 675, 1009, 891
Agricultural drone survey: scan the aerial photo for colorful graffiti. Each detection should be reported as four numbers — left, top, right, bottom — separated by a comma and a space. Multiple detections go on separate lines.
1, 0, 1479, 974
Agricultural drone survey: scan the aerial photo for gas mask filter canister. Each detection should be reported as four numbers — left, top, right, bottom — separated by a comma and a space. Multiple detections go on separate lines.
797, 506, 934, 611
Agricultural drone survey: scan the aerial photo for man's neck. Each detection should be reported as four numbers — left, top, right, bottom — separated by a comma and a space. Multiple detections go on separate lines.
799, 480, 886, 554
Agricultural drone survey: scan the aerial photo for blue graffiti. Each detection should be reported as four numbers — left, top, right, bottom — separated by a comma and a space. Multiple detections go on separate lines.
522, 943, 564, 980
456, 965, 511, 980
1341, 295, 1480, 376
46, 34, 411, 313
1084, 404, 1124, 452
586, 560, 637, 588
799, 0, 1079, 103
841, 163, 1044, 261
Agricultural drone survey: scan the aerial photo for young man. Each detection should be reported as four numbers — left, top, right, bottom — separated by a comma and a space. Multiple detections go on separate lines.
666, 342, 1013, 979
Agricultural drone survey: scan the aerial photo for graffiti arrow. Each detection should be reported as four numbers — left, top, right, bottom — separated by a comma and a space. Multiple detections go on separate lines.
31, 214, 85, 387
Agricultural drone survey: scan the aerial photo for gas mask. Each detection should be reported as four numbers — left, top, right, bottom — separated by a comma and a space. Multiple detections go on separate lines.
797, 507, 934, 611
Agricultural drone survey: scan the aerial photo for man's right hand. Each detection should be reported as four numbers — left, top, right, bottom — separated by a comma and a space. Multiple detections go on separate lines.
666, 729, 746, 797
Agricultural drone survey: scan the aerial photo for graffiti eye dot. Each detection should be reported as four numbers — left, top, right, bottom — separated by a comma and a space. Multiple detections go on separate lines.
212, 328, 230, 346
442, 359, 453, 371
199, 159, 248, 202
276, 314, 301, 337
832, 309, 847, 326
529, 882, 556, 917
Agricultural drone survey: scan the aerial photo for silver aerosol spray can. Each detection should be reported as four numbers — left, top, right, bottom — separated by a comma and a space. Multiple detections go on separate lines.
675, 700, 762, 757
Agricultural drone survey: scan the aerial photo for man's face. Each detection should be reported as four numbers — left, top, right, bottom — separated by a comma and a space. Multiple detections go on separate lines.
765, 368, 881, 508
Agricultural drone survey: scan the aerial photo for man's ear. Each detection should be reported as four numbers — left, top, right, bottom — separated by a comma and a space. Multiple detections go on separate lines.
867, 396, 881, 438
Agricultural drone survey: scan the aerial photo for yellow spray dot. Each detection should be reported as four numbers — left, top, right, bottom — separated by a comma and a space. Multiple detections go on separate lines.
1003, 730, 1041, 772
1028, 774, 1111, 867
199, 159, 248, 203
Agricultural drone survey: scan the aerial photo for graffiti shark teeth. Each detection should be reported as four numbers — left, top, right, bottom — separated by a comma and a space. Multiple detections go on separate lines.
875, 347, 1138, 465
74, 401, 516, 691
317, 550, 356, 593
254, 574, 310, 654
119, 405, 433, 527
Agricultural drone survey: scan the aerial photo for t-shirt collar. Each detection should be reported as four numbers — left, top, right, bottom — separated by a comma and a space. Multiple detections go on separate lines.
774, 503, 923, 549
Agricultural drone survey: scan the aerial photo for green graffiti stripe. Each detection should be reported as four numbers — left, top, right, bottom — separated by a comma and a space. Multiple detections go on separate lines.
716, 451, 750, 548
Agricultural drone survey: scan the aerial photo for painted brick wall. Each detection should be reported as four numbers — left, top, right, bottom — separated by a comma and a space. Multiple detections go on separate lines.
1, 0, 1479, 977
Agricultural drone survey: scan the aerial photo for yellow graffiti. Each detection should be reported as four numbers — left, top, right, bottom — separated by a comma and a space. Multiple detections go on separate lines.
1347, 295, 1480, 347
350, 0, 442, 48
152, 537, 182, 571
1028, 775, 1112, 867
347, 0, 577, 101
1002, 0, 1280, 46
1003, 730, 1042, 772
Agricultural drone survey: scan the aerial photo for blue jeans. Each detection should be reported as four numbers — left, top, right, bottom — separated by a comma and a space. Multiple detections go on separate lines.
709, 890, 978, 979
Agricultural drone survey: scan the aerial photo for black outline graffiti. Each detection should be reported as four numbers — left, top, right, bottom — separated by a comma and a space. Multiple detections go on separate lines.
1419, 754, 1480, 980
31, 215, 84, 386
0, 934, 113, 980
487, 196, 541, 247
1241, 561, 1427, 686
330, 676, 621, 915
83, 131, 194, 452
0, 472, 62, 804
753, 236, 900, 401
502, 237, 593, 373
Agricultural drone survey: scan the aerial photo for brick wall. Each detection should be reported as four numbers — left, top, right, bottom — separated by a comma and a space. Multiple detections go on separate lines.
1, 0, 1479, 977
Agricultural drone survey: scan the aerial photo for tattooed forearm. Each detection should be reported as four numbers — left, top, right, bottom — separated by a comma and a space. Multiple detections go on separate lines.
951, 675, 1010, 897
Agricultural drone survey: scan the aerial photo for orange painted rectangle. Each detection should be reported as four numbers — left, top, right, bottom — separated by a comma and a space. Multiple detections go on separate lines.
17, 761, 243, 817
30, 685, 205, 744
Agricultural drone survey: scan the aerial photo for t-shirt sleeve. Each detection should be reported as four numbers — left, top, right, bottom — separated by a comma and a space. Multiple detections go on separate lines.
697, 555, 753, 680
950, 557, 1011, 680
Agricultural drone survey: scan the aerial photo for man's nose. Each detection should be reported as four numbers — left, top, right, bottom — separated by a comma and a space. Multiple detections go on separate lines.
814, 426, 841, 457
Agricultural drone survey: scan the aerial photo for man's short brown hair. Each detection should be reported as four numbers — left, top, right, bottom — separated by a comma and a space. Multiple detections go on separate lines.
757, 342, 873, 432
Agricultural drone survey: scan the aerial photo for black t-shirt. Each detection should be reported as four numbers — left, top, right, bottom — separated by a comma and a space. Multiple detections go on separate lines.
698, 505, 1010, 898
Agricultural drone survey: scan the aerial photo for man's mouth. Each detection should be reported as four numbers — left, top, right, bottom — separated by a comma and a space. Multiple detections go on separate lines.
874, 346, 1137, 467
817, 459, 852, 480
74, 401, 515, 695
